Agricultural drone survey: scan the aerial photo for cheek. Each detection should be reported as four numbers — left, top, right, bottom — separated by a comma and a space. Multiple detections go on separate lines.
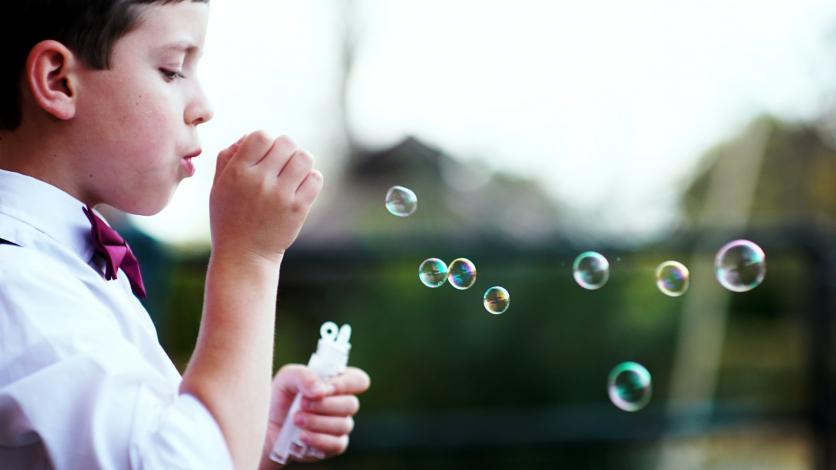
79, 73, 183, 164
128, 94, 182, 147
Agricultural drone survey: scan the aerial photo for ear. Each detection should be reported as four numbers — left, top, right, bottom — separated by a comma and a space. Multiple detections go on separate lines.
25, 40, 79, 121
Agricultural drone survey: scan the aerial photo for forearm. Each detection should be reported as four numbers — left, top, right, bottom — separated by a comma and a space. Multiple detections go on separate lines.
180, 250, 282, 470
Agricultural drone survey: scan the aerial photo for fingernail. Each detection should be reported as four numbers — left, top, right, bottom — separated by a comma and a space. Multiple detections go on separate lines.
294, 413, 306, 426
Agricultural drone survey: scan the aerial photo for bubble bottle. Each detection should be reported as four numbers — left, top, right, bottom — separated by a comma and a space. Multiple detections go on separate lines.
270, 321, 352, 464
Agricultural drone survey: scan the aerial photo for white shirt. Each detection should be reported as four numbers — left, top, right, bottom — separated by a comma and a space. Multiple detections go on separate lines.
0, 169, 233, 470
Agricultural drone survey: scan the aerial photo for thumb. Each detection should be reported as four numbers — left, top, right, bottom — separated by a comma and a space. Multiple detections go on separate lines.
273, 364, 334, 407
213, 134, 247, 186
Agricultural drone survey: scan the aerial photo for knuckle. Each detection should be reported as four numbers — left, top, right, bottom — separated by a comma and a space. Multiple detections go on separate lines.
228, 165, 247, 182
294, 150, 314, 168
253, 175, 272, 194
301, 375, 319, 391
275, 134, 297, 151
279, 363, 302, 374
250, 130, 272, 146
275, 363, 303, 384
290, 200, 307, 214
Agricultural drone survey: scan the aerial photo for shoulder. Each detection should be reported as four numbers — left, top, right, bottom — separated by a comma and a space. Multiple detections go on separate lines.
0, 241, 89, 293
0, 243, 114, 356
0, 251, 146, 398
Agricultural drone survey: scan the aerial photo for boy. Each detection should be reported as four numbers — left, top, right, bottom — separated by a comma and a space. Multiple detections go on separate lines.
0, 1, 370, 469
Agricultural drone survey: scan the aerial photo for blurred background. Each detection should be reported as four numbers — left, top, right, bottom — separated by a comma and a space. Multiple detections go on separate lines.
118, 0, 836, 468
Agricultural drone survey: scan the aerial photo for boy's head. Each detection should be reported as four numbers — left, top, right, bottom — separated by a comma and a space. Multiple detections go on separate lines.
0, 0, 213, 215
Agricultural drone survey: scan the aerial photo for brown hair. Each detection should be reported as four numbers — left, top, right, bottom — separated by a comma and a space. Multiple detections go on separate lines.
0, 0, 209, 130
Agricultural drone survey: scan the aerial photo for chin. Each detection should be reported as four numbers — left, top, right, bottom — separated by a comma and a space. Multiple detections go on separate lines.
119, 192, 175, 216
134, 206, 166, 217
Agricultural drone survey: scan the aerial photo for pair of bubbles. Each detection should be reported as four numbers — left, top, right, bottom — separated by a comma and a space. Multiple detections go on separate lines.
418, 257, 510, 315
384, 186, 510, 315
573, 239, 767, 296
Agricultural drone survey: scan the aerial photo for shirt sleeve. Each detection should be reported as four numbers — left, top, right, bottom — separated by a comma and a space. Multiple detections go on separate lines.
0, 252, 234, 470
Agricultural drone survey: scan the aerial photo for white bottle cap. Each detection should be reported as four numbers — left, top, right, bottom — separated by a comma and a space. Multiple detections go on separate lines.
309, 322, 351, 377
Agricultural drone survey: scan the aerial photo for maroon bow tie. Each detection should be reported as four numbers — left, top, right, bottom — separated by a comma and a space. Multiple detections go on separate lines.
83, 206, 147, 299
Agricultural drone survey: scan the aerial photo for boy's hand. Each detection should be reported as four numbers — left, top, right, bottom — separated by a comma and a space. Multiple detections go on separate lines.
210, 131, 323, 264
260, 364, 371, 468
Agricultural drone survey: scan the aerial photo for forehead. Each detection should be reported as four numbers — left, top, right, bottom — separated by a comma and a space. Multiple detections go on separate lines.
117, 2, 209, 56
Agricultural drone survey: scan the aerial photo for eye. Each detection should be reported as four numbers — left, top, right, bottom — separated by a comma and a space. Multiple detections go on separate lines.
159, 68, 186, 81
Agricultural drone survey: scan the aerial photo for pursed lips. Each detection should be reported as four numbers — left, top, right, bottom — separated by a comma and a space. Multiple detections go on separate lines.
183, 149, 202, 160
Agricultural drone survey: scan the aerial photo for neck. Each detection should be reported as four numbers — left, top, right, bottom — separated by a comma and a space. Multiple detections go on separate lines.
0, 120, 94, 207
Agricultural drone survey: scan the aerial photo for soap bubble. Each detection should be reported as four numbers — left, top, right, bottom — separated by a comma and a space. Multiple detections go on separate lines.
448, 258, 477, 290
418, 258, 448, 288
715, 239, 766, 292
483, 286, 510, 314
655, 260, 690, 297
607, 361, 652, 412
385, 185, 417, 217
573, 251, 609, 290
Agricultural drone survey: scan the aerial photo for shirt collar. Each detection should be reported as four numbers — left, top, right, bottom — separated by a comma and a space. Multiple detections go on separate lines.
0, 169, 97, 263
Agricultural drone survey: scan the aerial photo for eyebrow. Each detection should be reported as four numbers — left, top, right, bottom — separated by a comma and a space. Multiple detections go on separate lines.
157, 41, 202, 57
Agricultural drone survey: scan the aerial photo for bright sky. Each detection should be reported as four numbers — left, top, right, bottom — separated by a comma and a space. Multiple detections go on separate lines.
132, 0, 836, 245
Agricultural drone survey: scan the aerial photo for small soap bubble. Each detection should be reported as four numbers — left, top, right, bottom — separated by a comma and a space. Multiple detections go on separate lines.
448, 258, 477, 290
715, 239, 766, 292
655, 260, 690, 297
385, 185, 417, 217
483, 286, 510, 314
418, 258, 448, 288
573, 251, 610, 290
607, 361, 652, 412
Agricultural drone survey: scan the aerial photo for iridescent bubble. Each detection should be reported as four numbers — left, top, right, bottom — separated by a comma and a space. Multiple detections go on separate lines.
655, 260, 690, 297
572, 251, 609, 290
418, 258, 448, 288
607, 361, 652, 412
483, 286, 510, 314
715, 239, 766, 292
385, 185, 417, 217
448, 258, 477, 290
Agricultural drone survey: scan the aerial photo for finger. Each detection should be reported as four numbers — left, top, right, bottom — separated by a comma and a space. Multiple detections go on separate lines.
276, 149, 314, 195
234, 130, 275, 167
299, 431, 349, 457
300, 395, 360, 417
294, 413, 354, 436
258, 134, 297, 174
304, 448, 326, 460
275, 364, 335, 400
327, 367, 371, 396
213, 135, 246, 185
295, 170, 324, 206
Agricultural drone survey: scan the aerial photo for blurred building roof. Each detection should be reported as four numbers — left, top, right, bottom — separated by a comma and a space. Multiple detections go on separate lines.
301, 136, 567, 247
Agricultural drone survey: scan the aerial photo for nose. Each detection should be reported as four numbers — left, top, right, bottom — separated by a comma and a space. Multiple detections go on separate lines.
185, 81, 214, 126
